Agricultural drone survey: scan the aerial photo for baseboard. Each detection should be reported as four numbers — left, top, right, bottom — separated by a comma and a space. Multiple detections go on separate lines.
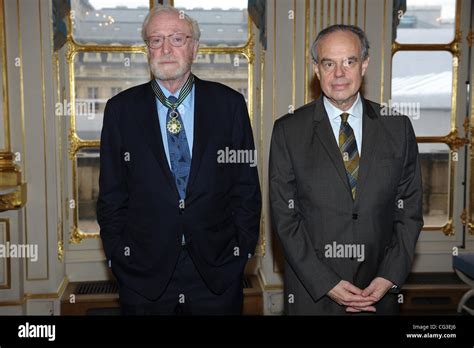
60, 275, 263, 315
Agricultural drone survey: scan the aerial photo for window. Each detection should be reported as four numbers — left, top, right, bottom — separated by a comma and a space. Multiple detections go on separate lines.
392, 0, 462, 234
71, 0, 150, 45
173, 0, 252, 101
86, 86, 99, 113
74, 52, 149, 141
172, 0, 258, 252
68, 0, 255, 243
68, 0, 152, 241
394, 0, 455, 44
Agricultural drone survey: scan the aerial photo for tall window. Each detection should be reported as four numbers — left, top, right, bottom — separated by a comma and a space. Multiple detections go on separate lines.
392, 0, 463, 235
68, 0, 151, 241
68, 0, 253, 242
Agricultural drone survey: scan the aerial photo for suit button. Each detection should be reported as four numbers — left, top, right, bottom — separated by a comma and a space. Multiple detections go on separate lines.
352, 213, 358, 220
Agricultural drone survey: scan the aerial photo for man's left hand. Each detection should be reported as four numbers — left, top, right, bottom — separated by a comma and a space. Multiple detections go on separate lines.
345, 277, 394, 313
361, 277, 394, 300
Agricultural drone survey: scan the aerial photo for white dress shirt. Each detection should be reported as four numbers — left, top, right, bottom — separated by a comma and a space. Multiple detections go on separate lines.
323, 93, 363, 155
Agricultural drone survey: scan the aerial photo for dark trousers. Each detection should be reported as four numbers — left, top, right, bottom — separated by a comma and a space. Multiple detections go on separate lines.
119, 248, 243, 315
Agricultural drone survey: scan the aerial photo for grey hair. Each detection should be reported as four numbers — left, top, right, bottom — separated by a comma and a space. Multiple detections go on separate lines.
141, 5, 201, 42
311, 24, 370, 63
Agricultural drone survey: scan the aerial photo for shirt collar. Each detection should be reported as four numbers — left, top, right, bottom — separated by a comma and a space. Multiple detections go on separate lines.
156, 79, 181, 99
323, 93, 362, 121
155, 78, 193, 109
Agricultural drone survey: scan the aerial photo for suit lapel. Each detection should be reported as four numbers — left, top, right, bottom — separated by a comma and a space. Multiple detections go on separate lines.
312, 96, 381, 203
185, 77, 211, 198
139, 78, 211, 201
139, 82, 180, 199
354, 97, 380, 207
312, 97, 352, 196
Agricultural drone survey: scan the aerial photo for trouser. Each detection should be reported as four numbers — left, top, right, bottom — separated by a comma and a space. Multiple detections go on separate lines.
119, 248, 243, 315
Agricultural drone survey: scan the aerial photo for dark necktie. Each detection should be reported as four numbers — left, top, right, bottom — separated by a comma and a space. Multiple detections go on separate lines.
339, 112, 359, 200
166, 96, 191, 200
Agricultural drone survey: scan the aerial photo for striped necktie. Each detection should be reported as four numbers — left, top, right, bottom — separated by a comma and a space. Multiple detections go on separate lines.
339, 112, 359, 200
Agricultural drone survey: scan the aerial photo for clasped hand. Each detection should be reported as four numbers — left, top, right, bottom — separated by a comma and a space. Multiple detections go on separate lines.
327, 277, 394, 313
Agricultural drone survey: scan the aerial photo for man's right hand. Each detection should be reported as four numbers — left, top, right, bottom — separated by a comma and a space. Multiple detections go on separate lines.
327, 280, 377, 312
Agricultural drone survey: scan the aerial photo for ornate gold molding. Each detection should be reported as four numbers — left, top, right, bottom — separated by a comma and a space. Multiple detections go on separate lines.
460, 209, 473, 236
0, 0, 10, 152
0, 152, 26, 211
468, 223, 474, 235
442, 219, 454, 236
443, 129, 469, 151
417, 130, 468, 151
57, 222, 64, 262
392, 40, 461, 59
0, 183, 26, 211
67, 129, 80, 160
467, 29, 473, 48
451, 28, 462, 59
57, 240, 64, 261
0, 218, 11, 289
69, 225, 100, 244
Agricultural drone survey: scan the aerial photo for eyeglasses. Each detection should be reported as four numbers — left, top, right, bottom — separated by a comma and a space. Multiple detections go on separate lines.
318, 57, 360, 73
145, 33, 193, 49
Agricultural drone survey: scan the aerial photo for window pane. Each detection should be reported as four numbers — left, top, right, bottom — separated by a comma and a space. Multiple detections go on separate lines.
419, 143, 450, 227
73, 52, 150, 140
391, 51, 452, 136
77, 148, 100, 234
71, 0, 149, 45
174, 1, 248, 46
395, 0, 455, 44
193, 53, 248, 102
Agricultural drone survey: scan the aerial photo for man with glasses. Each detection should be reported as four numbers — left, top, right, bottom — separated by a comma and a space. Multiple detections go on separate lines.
269, 25, 423, 315
97, 5, 261, 315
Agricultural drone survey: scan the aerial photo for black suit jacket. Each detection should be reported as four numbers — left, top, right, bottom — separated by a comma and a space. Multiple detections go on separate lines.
269, 96, 423, 315
97, 76, 261, 300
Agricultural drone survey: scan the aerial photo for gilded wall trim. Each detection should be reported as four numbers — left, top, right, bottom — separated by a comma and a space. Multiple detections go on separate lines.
0, 218, 11, 289
0, 0, 10, 152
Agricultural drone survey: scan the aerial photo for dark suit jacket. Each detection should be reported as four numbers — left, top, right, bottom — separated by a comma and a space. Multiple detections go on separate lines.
97, 76, 261, 300
269, 95, 423, 315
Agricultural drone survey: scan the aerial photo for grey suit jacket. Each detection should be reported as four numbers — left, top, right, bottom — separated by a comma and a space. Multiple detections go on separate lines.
269, 95, 423, 315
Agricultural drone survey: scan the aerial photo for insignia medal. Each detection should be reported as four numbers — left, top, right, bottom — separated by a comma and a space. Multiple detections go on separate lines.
151, 74, 195, 135
166, 110, 182, 134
